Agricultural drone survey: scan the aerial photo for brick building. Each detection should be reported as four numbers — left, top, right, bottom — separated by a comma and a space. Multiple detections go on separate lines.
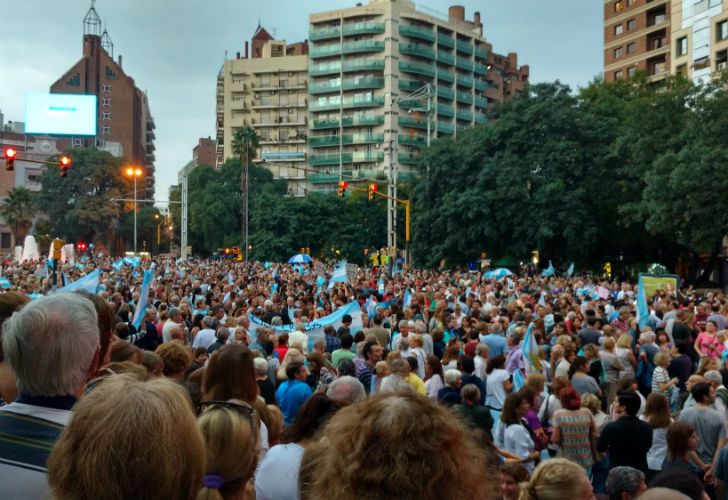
193, 137, 217, 168
49, 2, 156, 199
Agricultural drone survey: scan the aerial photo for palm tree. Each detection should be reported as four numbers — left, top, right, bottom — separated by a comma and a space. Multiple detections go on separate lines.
0, 187, 38, 246
231, 127, 259, 261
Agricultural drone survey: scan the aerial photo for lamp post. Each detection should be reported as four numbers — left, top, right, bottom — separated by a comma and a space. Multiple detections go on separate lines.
124, 167, 144, 254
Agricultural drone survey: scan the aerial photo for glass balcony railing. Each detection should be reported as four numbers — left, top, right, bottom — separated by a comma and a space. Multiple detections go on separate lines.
456, 39, 473, 55
437, 71, 454, 83
309, 135, 343, 148
342, 77, 385, 91
400, 79, 425, 91
343, 95, 384, 109
474, 79, 489, 91
342, 59, 385, 72
400, 24, 436, 42
312, 118, 340, 130
474, 96, 488, 108
399, 60, 436, 77
456, 74, 473, 88
474, 113, 487, 124
310, 44, 342, 58
474, 63, 488, 76
342, 40, 385, 54
456, 91, 473, 104
399, 134, 428, 147
310, 62, 341, 76
456, 57, 473, 71
310, 80, 341, 94
437, 104, 454, 116
456, 108, 473, 121
474, 45, 488, 60
309, 153, 351, 166
437, 50, 454, 65
311, 115, 384, 129
437, 121, 454, 134
352, 151, 384, 163
399, 115, 429, 129
342, 21, 384, 37
436, 86, 454, 99
399, 152, 419, 164
309, 133, 384, 148
309, 172, 351, 184
310, 26, 341, 41
400, 42, 435, 59
437, 35, 454, 48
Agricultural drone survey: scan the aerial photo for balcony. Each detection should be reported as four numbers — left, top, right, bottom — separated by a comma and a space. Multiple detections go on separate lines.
310, 43, 341, 58
310, 26, 341, 41
437, 104, 454, 116
309, 133, 384, 148
400, 42, 436, 59
400, 79, 425, 91
399, 115, 429, 129
311, 114, 384, 129
343, 76, 384, 91
474, 96, 488, 108
456, 91, 473, 104
309, 153, 351, 166
309, 172, 351, 184
456, 57, 473, 71
437, 86, 454, 99
456, 108, 473, 121
437, 121, 454, 134
343, 21, 385, 37
310, 80, 341, 94
342, 59, 385, 72
400, 24, 436, 42
343, 95, 384, 109
474, 45, 488, 60
399, 152, 419, 164
399, 60, 436, 77
310, 62, 341, 76
343, 40, 385, 54
436, 50, 454, 65
456, 74, 473, 88
399, 134, 428, 147
474, 79, 489, 91
474, 63, 488, 76
437, 34, 454, 48
474, 113, 487, 124
456, 39, 473, 55
437, 71, 454, 83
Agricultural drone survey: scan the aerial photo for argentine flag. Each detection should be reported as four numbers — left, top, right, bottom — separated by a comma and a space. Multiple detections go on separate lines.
56, 269, 100, 294
636, 275, 650, 329
328, 260, 348, 290
131, 269, 154, 331
541, 260, 555, 277
521, 323, 542, 374
566, 262, 574, 277
403, 289, 412, 308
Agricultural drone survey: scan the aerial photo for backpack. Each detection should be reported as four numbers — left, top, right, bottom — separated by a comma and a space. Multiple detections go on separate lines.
636, 359, 655, 395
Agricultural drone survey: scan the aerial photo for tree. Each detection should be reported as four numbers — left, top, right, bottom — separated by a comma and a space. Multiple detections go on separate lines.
37, 148, 125, 244
0, 187, 37, 245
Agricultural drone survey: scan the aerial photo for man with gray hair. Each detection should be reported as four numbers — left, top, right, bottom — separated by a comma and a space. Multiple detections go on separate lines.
0, 293, 100, 499
192, 315, 216, 350
326, 376, 366, 405
162, 306, 185, 343
207, 326, 230, 355
606, 466, 646, 500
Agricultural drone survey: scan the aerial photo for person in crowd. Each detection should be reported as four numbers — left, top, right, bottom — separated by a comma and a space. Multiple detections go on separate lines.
615, 334, 637, 380
48, 375, 205, 500
332, 333, 356, 368
474, 342, 490, 380
669, 342, 694, 392
438, 369, 463, 406
156, 340, 193, 380
677, 381, 727, 469
424, 354, 445, 400
649, 470, 709, 500
582, 393, 610, 493
207, 326, 230, 355
641, 392, 672, 482
255, 357, 277, 405
538, 376, 570, 458
355, 341, 384, 394
555, 345, 575, 379
694, 319, 723, 361
142, 350, 164, 378
461, 356, 487, 405
486, 354, 513, 420
569, 356, 601, 397
325, 376, 365, 407
663, 422, 708, 483
0, 292, 30, 404
454, 383, 494, 440
600, 337, 625, 405
276, 361, 313, 426
606, 466, 646, 500
499, 462, 529, 500
597, 391, 653, 474
305, 351, 336, 392
497, 392, 539, 472
0, 293, 100, 500
519, 458, 594, 500
298, 392, 494, 499
652, 351, 680, 397
551, 385, 596, 472
192, 316, 217, 349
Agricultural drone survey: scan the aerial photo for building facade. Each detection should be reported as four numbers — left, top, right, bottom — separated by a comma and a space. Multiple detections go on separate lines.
671, 0, 728, 80
216, 26, 309, 196
49, 3, 156, 199
604, 0, 671, 82
307, 1, 523, 191
193, 137, 217, 167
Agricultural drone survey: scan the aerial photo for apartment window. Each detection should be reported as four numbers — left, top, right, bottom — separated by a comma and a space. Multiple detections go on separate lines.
102, 98, 111, 106
627, 42, 636, 54
627, 19, 637, 30
102, 84, 111, 92
615, 1, 624, 12
718, 21, 728, 41
102, 112, 111, 120
0, 233, 10, 250
627, 67, 637, 77
72, 138, 82, 147
676, 63, 688, 76
677, 37, 688, 56
717, 49, 728, 71
615, 24, 624, 36
614, 47, 623, 59
102, 126, 111, 134
614, 70, 624, 79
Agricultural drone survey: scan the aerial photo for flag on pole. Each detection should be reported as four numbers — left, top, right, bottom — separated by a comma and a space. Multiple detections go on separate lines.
541, 260, 555, 277
566, 262, 574, 277
636, 275, 650, 329
56, 269, 100, 294
131, 269, 154, 331
328, 260, 348, 290
403, 289, 412, 308
366, 295, 378, 318
522, 323, 542, 373
538, 292, 546, 307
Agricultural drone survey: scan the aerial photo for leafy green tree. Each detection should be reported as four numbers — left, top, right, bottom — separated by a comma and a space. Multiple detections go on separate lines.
1, 187, 38, 245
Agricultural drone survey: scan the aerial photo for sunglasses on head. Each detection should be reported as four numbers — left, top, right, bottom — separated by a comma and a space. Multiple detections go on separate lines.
198, 399, 257, 423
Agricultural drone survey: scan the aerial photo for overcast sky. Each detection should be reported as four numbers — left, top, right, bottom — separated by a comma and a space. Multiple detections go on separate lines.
0, 0, 603, 200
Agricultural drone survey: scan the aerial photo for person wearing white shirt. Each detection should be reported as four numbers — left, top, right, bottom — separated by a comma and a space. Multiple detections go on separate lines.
191, 316, 216, 349
474, 343, 489, 380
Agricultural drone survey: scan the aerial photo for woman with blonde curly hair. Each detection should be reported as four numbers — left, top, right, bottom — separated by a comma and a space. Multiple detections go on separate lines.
299, 392, 495, 500
519, 458, 593, 500
277, 348, 305, 384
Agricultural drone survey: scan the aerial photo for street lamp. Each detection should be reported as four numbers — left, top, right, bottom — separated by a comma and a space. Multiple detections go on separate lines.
124, 166, 144, 254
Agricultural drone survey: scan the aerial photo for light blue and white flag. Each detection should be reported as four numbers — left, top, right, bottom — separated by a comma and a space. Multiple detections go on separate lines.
264, 261, 272, 269
131, 269, 154, 331
541, 260, 555, 277
228, 271, 235, 284
538, 292, 546, 307
636, 275, 650, 329
56, 269, 100, 294
123, 256, 141, 268
522, 323, 542, 374
249, 300, 363, 353
328, 260, 348, 290
377, 278, 385, 295
316, 275, 326, 294
403, 289, 412, 308
566, 262, 574, 277
112, 259, 123, 272
366, 295, 378, 317
0, 278, 10, 289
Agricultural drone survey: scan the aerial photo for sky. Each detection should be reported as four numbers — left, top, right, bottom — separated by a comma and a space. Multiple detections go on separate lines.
0, 0, 603, 200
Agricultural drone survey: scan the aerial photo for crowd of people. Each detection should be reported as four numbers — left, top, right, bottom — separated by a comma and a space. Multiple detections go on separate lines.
0, 255, 725, 499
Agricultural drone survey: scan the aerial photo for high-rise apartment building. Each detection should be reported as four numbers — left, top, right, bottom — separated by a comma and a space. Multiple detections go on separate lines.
308, 1, 524, 191
604, 0, 671, 83
671, 0, 728, 80
193, 137, 217, 168
50, 2, 156, 199
216, 26, 309, 196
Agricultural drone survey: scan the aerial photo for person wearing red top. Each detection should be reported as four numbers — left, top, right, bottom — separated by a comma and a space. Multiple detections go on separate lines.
274, 332, 289, 361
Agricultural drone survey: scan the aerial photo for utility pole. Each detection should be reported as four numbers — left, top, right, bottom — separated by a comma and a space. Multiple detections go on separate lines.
181, 174, 188, 260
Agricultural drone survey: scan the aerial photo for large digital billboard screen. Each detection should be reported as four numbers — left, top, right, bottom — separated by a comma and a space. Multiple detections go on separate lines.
25, 93, 97, 136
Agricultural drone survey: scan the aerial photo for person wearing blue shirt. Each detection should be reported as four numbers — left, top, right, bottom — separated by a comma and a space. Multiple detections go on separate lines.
276, 361, 313, 426
482, 328, 508, 359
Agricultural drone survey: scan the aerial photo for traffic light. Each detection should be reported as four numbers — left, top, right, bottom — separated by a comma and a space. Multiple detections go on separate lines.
4, 148, 17, 171
224, 248, 231, 255
368, 183, 379, 201
52, 238, 65, 260
77, 242, 87, 252
337, 180, 348, 197
59, 155, 72, 177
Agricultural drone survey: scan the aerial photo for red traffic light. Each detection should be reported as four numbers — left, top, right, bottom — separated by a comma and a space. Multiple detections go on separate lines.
77, 242, 87, 251
59, 155, 72, 177
4, 148, 17, 171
